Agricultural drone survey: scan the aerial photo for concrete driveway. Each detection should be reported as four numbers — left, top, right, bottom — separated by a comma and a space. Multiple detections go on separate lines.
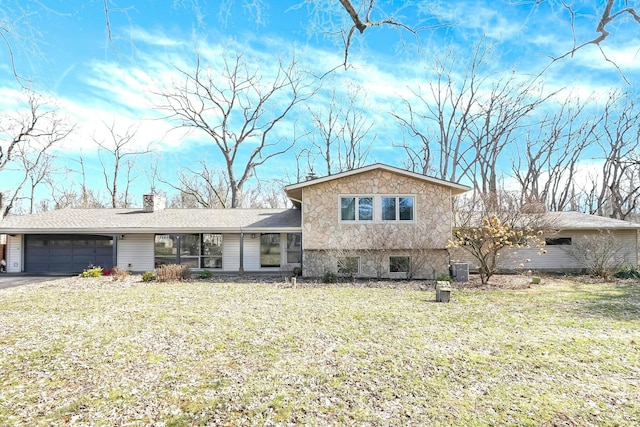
0, 274, 70, 290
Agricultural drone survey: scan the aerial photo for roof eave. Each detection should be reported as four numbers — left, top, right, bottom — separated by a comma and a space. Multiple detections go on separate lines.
284, 163, 471, 194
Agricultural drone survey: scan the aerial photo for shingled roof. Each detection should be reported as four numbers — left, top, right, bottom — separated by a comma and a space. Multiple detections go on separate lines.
543, 211, 640, 230
455, 211, 640, 230
0, 208, 301, 234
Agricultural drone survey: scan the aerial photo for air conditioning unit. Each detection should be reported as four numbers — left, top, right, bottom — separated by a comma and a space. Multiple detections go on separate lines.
451, 262, 469, 282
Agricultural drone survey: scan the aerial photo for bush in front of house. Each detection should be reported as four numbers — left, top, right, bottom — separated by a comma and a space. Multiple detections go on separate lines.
141, 271, 156, 282
110, 267, 130, 281
198, 270, 214, 279
322, 271, 338, 284
437, 273, 453, 283
156, 264, 191, 282
614, 267, 640, 279
79, 266, 103, 278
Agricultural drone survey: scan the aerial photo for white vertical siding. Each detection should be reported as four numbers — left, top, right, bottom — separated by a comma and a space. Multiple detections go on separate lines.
244, 234, 261, 271
7, 234, 22, 273
117, 234, 154, 272
223, 234, 240, 271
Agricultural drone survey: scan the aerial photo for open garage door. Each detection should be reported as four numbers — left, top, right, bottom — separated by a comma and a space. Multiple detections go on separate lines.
24, 235, 114, 274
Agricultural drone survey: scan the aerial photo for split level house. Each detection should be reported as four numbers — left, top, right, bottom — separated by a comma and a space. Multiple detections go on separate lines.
0, 164, 469, 278
1, 163, 639, 277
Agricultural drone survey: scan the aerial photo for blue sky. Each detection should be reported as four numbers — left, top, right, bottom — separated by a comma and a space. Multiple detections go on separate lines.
1, 1, 639, 209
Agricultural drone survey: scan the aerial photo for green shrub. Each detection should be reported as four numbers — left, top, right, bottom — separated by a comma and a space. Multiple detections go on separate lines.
156, 264, 191, 282
614, 267, 640, 279
141, 271, 156, 282
198, 270, 214, 279
79, 266, 103, 278
322, 271, 338, 284
437, 274, 453, 283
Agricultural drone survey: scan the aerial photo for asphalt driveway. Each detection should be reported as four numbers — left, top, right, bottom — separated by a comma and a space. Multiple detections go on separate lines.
0, 274, 68, 290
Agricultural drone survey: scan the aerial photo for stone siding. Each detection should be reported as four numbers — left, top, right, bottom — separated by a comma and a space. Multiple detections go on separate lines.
301, 169, 454, 278
304, 249, 449, 280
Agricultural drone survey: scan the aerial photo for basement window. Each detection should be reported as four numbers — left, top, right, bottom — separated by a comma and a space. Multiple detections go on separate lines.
389, 256, 411, 273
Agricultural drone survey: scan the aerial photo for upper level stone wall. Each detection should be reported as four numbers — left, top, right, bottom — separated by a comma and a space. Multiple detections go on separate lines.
301, 169, 453, 250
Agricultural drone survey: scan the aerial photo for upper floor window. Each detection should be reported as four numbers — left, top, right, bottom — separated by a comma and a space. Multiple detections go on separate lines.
341, 196, 373, 221
382, 196, 414, 221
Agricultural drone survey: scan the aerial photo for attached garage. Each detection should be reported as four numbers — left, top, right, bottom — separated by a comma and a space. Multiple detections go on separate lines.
24, 235, 115, 273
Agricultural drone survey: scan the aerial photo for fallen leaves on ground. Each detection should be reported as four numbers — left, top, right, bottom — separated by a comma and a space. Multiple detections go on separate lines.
0, 275, 638, 426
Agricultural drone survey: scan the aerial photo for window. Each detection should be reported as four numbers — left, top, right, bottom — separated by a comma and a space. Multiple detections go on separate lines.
340, 196, 373, 221
545, 237, 572, 246
389, 256, 411, 273
155, 234, 179, 266
382, 197, 396, 221
155, 234, 223, 268
338, 257, 360, 276
382, 196, 414, 221
202, 234, 223, 268
261, 233, 281, 267
286, 233, 302, 264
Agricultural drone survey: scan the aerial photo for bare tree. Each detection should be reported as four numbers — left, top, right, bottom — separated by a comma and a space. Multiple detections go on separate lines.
92, 120, 151, 208
160, 160, 230, 209
302, 84, 375, 176
511, 94, 598, 211
0, 91, 73, 217
548, 0, 640, 78
392, 44, 493, 182
23, 150, 55, 214
393, 42, 557, 206
449, 214, 545, 286
155, 52, 315, 208
593, 91, 640, 220
45, 152, 108, 209
47, 181, 106, 210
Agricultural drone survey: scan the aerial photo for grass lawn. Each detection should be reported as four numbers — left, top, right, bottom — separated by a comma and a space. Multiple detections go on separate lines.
0, 277, 639, 426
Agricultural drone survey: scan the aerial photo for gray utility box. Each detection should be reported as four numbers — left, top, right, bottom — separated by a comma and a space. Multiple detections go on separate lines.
451, 263, 469, 282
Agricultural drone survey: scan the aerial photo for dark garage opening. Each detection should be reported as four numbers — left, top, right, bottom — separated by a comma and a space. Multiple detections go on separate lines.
24, 235, 114, 274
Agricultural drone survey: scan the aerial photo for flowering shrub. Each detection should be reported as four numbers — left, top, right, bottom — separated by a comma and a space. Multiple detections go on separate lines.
448, 215, 544, 285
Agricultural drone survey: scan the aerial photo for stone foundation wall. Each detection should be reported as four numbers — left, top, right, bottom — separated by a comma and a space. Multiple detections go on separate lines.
303, 249, 449, 280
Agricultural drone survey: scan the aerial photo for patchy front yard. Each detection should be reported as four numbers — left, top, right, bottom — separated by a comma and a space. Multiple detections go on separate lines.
0, 277, 639, 426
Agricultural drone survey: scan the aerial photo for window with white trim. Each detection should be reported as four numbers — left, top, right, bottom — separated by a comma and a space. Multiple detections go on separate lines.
340, 196, 373, 221
382, 196, 414, 221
